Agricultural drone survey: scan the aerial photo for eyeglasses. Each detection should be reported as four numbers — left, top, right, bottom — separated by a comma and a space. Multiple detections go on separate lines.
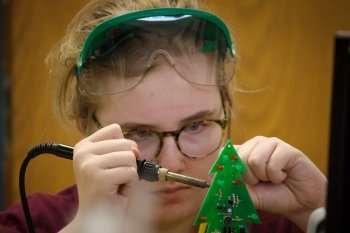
94, 118, 227, 159
76, 8, 236, 95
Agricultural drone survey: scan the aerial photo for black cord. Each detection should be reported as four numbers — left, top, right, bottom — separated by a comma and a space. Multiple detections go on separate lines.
19, 142, 161, 233
19, 143, 73, 233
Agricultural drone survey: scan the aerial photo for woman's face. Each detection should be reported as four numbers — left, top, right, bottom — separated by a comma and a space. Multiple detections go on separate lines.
94, 55, 224, 228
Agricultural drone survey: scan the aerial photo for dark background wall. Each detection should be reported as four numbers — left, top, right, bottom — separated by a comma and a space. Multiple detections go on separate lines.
0, 0, 4, 209
1, 0, 12, 209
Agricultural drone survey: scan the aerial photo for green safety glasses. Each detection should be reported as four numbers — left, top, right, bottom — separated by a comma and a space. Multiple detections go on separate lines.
76, 8, 236, 95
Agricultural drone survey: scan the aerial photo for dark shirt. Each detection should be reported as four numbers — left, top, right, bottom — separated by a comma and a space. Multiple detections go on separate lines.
0, 185, 303, 233
0, 185, 78, 233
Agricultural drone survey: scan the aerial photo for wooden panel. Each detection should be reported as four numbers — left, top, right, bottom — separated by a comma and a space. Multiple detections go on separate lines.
206, 0, 350, 175
5, 0, 350, 207
5, 0, 86, 207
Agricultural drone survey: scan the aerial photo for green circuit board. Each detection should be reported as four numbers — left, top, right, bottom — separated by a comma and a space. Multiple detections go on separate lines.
194, 139, 261, 233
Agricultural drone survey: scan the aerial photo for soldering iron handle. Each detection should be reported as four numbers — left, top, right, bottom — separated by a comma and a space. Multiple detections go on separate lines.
136, 159, 161, 182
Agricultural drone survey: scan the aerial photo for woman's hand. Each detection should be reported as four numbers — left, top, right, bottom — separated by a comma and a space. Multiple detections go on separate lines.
236, 136, 327, 231
73, 124, 140, 217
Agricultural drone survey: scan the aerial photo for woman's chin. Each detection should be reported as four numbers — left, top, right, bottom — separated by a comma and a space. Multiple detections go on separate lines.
153, 199, 200, 226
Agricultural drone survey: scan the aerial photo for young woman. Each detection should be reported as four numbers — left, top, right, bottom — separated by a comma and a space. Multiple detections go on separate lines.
0, 0, 327, 232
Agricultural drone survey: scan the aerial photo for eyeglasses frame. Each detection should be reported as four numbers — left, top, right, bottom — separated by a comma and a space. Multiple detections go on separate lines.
93, 116, 228, 158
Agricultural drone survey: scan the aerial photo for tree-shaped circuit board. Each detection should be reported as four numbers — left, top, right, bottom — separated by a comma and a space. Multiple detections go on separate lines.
194, 139, 261, 233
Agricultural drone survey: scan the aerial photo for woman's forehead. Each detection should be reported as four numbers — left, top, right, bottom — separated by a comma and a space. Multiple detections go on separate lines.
96, 75, 222, 127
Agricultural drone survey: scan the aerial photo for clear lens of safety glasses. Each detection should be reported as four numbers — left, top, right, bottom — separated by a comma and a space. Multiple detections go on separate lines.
76, 8, 236, 95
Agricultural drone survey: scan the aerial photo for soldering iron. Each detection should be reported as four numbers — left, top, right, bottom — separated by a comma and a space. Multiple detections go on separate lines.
19, 142, 210, 233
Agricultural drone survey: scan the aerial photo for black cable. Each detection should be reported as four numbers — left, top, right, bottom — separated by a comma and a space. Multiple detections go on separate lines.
19, 143, 74, 233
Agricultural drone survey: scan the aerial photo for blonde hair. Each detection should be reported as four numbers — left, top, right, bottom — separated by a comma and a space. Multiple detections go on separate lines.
46, 0, 233, 135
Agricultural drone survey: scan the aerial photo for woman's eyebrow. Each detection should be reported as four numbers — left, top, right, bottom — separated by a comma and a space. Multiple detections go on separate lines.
179, 110, 217, 124
120, 122, 155, 130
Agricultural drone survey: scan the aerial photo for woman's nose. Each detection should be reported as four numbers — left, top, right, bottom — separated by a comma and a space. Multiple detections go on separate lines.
156, 136, 186, 173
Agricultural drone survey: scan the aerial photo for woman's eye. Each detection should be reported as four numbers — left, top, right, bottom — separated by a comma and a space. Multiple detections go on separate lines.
185, 121, 206, 132
126, 130, 154, 140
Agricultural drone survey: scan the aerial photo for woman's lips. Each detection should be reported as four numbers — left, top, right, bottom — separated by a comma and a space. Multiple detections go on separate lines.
153, 186, 189, 201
